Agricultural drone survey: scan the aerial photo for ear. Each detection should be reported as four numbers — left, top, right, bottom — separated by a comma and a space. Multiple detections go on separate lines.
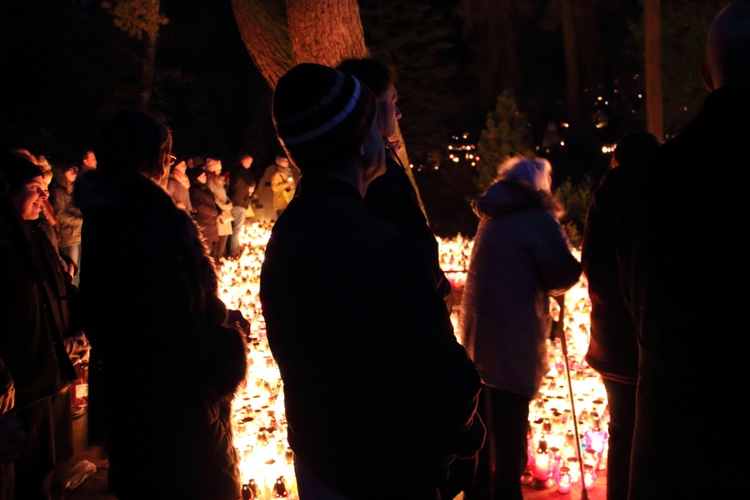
699, 61, 715, 91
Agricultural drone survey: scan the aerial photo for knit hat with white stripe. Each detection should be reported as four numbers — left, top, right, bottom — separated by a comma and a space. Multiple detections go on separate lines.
272, 63, 376, 172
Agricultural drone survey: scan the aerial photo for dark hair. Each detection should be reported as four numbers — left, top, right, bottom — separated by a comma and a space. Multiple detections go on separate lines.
95, 110, 172, 179
337, 58, 396, 99
613, 131, 660, 166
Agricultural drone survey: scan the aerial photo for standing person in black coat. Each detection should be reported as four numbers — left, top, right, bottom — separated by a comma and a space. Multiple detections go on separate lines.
226, 153, 256, 258
188, 165, 221, 259
74, 110, 247, 499
337, 58, 452, 309
581, 131, 659, 500
0, 152, 87, 500
261, 63, 484, 500
618, 2, 750, 497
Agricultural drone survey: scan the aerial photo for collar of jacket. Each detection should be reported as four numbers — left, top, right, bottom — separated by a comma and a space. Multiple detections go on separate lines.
295, 174, 362, 202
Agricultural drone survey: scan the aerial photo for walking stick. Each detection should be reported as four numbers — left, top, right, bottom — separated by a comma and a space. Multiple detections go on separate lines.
554, 293, 589, 500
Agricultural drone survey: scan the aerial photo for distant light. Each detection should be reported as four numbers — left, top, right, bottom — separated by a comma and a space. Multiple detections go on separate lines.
638, 93, 643, 99
597, 96, 603, 101
560, 141, 566, 147
448, 145, 454, 150
471, 162, 476, 167
452, 157, 460, 163
561, 122, 570, 128
604, 101, 609, 105
602, 145, 615, 154
462, 133, 469, 139
683, 106, 688, 111
614, 89, 619, 94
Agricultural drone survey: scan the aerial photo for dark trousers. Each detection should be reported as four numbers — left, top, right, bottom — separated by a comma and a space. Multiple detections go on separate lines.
0, 390, 73, 500
465, 386, 531, 500
211, 235, 229, 263
602, 378, 636, 500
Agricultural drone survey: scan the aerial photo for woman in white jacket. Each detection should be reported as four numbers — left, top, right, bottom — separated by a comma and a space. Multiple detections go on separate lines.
460, 157, 581, 500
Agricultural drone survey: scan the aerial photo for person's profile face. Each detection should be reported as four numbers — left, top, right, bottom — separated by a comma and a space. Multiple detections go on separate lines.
64, 168, 77, 185
377, 83, 401, 142
83, 151, 97, 169
12, 176, 48, 220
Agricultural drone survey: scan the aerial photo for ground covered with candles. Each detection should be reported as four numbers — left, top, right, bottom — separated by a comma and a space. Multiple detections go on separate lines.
66, 222, 608, 500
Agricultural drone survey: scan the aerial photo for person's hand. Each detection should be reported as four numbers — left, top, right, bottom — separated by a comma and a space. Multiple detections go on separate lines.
0, 385, 15, 415
0, 414, 27, 462
65, 331, 91, 364
226, 309, 251, 336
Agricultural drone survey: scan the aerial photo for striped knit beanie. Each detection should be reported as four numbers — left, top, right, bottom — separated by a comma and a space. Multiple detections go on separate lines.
272, 63, 376, 172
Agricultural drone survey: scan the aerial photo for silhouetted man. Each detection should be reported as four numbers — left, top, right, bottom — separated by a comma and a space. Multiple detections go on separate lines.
619, 2, 750, 497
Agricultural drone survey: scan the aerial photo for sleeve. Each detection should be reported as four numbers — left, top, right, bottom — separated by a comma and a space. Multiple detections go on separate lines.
378, 237, 483, 456
270, 171, 290, 194
51, 190, 83, 227
531, 212, 582, 296
190, 189, 219, 218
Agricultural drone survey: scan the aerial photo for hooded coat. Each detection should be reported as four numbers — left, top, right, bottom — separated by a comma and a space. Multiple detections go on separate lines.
459, 180, 581, 397
73, 170, 247, 499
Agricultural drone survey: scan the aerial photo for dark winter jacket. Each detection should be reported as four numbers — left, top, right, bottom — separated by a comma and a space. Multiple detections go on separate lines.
459, 180, 581, 396
189, 182, 220, 244
582, 165, 639, 384
260, 174, 483, 499
227, 165, 256, 209
618, 86, 750, 499
74, 170, 247, 500
50, 183, 83, 248
364, 149, 452, 302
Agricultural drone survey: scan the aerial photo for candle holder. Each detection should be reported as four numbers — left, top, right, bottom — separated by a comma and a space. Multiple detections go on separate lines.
557, 466, 573, 494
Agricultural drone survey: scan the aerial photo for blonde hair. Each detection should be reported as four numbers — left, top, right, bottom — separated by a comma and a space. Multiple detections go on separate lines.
497, 156, 553, 193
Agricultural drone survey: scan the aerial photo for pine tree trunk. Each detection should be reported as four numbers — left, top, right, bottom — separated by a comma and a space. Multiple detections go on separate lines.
561, 0, 582, 127
644, 0, 663, 140
140, 27, 157, 110
286, 0, 367, 66
230, 0, 293, 88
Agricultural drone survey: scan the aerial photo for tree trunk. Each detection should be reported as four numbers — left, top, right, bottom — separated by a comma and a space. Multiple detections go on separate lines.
140, 27, 157, 110
644, 0, 664, 140
560, 0, 583, 128
286, 0, 367, 66
230, 0, 293, 88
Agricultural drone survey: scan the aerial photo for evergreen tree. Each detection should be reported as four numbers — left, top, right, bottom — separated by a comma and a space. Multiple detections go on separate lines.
475, 90, 533, 192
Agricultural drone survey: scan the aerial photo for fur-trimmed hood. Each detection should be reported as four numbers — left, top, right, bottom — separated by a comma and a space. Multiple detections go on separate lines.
473, 179, 562, 220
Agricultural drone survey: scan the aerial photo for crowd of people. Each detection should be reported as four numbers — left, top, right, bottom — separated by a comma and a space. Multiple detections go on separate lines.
1, 2, 749, 499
